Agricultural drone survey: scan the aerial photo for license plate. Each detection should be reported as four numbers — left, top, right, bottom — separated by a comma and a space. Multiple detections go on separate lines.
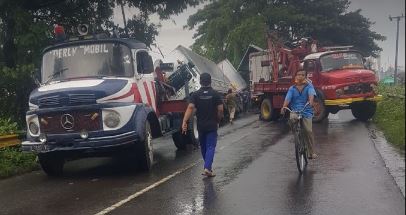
31, 144, 49, 152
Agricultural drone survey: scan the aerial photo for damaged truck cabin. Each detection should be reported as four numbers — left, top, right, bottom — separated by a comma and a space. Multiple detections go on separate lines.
161, 45, 245, 118
163, 45, 231, 100
23, 28, 201, 176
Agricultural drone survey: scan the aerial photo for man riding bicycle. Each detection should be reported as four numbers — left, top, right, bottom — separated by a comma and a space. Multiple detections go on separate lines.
281, 68, 318, 159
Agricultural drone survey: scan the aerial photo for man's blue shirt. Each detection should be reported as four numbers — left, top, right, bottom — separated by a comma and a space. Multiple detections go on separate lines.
285, 82, 317, 118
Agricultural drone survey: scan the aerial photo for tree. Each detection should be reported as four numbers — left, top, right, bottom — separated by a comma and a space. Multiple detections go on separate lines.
0, 0, 203, 125
0, 0, 203, 68
186, 0, 385, 69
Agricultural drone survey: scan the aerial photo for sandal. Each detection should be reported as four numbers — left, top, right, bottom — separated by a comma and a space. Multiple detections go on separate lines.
202, 169, 216, 177
309, 153, 318, 159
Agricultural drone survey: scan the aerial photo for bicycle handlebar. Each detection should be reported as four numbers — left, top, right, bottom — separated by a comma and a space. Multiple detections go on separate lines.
282, 102, 310, 114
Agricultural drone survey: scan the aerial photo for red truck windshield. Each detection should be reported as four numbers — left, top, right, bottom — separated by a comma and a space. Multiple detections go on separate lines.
41, 42, 134, 83
320, 52, 364, 72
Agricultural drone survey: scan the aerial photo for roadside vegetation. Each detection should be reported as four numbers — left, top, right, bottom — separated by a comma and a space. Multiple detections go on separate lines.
0, 118, 38, 179
373, 84, 405, 152
0, 148, 38, 179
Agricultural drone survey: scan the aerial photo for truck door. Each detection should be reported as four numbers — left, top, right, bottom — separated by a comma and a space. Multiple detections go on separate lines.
134, 50, 157, 112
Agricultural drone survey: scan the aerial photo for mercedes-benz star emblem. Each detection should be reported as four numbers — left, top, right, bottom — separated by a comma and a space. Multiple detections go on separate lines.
61, 114, 74, 130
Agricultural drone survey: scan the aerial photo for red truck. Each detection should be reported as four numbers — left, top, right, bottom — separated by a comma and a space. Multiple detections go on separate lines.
250, 32, 382, 122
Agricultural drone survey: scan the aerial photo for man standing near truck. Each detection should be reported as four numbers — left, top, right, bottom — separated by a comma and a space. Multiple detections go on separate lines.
226, 88, 237, 124
281, 69, 318, 159
182, 73, 224, 177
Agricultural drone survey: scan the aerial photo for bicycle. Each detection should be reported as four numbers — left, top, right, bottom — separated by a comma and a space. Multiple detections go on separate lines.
282, 103, 310, 174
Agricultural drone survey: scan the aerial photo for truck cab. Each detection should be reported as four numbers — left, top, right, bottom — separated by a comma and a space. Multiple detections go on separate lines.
22, 31, 196, 176
303, 50, 382, 121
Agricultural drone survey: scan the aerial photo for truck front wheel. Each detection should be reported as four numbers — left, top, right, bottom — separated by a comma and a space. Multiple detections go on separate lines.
137, 121, 154, 171
351, 101, 377, 121
38, 153, 64, 176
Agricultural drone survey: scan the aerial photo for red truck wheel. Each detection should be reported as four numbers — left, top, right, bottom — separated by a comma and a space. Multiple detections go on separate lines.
351, 101, 377, 121
260, 98, 278, 121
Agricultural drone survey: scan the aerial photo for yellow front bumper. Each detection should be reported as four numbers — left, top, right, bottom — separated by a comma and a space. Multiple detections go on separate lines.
325, 95, 383, 106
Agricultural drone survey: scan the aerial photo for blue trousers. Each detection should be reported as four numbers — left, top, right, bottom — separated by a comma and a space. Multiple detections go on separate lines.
198, 130, 218, 171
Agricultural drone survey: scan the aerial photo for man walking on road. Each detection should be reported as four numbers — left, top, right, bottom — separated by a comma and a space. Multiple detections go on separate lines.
281, 69, 318, 159
182, 73, 224, 177
226, 88, 237, 124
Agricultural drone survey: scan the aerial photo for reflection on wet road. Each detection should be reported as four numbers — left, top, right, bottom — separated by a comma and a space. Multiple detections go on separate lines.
110, 111, 405, 215
0, 112, 404, 215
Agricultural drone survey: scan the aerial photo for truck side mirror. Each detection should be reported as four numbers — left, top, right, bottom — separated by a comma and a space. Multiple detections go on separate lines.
160, 63, 174, 71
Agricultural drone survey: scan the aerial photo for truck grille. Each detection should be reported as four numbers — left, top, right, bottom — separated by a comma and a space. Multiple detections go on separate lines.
39, 110, 101, 134
38, 95, 60, 108
37, 94, 96, 108
69, 94, 96, 105
343, 83, 373, 95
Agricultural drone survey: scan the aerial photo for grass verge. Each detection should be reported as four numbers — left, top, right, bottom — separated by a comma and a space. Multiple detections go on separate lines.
373, 84, 405, 152
0, 147, 39, 179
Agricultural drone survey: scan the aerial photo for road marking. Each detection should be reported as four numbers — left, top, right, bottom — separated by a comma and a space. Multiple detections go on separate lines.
95, 162, 199, 215
95, 117, 258, 214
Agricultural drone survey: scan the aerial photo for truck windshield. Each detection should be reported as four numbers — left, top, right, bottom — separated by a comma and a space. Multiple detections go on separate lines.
320, 52, 364, 72
41, 42, 133, 83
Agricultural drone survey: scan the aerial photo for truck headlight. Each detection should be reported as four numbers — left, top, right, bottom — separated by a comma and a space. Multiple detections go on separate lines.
336, 89, 344, 97
104, 111, 120, 128
29, 122, 39, 135
370, 83, 378, 93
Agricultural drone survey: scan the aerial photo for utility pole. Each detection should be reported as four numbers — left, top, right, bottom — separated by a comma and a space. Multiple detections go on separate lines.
389, 14, 404, 85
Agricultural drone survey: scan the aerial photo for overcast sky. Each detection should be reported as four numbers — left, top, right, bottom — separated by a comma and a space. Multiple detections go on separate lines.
114, 0, 405, 70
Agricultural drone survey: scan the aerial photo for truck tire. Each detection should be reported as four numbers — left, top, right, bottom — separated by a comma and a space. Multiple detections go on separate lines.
188, 116, 199, 145
38, 153, 64, 176
351, 101, 377, 121
172, 116, 199, 150
137, 121, 154, 171
260, 98, 278, 121
313, 90, 328, 123
172, 132, 186, 150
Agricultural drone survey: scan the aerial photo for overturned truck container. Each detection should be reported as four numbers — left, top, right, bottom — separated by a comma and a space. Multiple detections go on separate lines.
163, 45, 230, 100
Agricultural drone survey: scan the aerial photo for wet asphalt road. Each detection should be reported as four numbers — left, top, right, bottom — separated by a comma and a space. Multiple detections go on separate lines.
0, 111, 404, 215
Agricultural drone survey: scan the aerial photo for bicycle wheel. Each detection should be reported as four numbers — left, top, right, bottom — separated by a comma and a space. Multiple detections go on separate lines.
304, 138, 309, 165
295, 129, 307, 173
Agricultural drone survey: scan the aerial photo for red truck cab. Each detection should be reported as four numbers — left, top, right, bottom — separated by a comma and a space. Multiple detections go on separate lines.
303, 50, 382, 121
